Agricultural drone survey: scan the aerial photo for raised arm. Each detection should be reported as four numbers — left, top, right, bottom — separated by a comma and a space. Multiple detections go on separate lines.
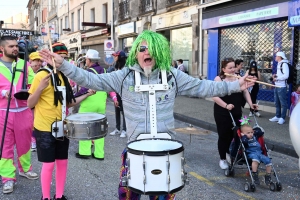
174, 69, 254, 98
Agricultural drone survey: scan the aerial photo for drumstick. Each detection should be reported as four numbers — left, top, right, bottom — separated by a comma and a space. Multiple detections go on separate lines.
45, 17, 56, 74
224, 73, 281, 88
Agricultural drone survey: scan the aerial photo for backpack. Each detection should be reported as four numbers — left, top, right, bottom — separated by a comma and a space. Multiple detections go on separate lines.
280, 62, 293, 84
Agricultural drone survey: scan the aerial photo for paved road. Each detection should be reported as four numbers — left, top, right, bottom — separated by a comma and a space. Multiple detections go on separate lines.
1, 102, 300, 200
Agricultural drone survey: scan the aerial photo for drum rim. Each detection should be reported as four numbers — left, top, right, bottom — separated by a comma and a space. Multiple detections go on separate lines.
65, 112, 107, 123
127, 138, 184, 156
128, 184, 185, 195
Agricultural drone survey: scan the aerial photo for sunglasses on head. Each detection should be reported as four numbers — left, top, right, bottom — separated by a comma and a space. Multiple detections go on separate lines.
139, 45, 148, 52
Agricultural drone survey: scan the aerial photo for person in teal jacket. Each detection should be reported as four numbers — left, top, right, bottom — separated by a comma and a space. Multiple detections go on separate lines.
74, 49, 107, 160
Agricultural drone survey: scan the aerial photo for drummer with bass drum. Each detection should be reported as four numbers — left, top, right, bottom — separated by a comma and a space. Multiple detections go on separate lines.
39, 30, 256, 200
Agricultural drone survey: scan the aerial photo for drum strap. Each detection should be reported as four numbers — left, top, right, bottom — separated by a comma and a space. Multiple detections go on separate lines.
134, 70, 169, 138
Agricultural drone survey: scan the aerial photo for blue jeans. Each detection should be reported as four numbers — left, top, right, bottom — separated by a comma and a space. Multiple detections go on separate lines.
274, 87, 288, 119
248, 152, 272, 165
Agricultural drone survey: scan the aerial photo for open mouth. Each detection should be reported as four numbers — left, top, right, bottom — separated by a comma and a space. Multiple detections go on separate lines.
144, 58, 152, 63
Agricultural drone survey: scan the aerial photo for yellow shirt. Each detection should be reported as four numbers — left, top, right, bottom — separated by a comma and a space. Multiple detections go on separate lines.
28, 70, 65, 132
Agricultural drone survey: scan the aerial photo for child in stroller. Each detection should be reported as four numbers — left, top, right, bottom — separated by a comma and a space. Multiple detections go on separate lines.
240, 124, 272, 185
227, 112, 282, 192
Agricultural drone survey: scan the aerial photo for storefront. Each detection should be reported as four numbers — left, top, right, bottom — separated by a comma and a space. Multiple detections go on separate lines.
116, 21, 140, 53
152, 6, 198, 74
203, 1, 295, 102
60, 32, 82, 61
288, 0, 300, 87
81, 28, 108, 67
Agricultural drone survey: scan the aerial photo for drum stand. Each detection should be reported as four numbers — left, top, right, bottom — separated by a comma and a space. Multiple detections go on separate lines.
135, 70, 171, 140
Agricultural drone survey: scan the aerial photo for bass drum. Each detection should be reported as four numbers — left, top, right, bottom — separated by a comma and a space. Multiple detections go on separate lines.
126, 139, 188, 195
64, 113, 108, 140
289, 103, 300, 170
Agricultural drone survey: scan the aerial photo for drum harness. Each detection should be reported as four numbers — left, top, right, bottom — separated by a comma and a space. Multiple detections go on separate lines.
120, 70, 188, 192
38, 68, 67, 140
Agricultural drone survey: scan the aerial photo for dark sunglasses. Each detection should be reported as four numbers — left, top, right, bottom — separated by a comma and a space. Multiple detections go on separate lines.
139, 45, 148, 52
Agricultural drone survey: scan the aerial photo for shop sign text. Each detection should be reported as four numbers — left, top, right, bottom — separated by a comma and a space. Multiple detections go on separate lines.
288, 0, 300, 27
219, 7, 279, 25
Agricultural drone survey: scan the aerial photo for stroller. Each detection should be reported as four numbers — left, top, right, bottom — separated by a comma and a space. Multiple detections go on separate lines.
225, 110, 282, 192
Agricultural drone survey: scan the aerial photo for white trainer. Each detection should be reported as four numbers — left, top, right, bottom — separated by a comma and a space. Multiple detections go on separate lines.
3, 180, 14, 194
109, 129, 120, 136
277, 118, 285, 125
19, 171, 39, 180
31, 143, 37, 152
255, 112, 261, 117
269, 116, 279, 122
120, 130, 127, 138
249, 112, 253, 117
219, 160, 229, 169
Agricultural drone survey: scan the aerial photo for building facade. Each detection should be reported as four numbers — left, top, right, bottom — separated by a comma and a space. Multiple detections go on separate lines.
114, 0, 201, 77
202, 0, 300, 105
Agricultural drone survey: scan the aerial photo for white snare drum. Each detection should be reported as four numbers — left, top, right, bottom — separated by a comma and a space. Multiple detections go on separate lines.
125, 139, 188, 195
64, 113, 108, 140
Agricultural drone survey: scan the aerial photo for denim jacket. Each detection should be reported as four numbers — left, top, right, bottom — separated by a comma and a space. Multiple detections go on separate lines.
242, 129, 264, 154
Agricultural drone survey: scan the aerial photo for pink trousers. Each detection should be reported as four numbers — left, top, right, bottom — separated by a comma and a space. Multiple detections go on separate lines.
0, 108, 33, 183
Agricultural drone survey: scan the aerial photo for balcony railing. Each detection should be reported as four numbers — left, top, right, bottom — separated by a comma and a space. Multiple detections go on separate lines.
119, 0, 130, 21
166, 0, 187, 6
139, 0, 154, 14
48, 6, 57, 19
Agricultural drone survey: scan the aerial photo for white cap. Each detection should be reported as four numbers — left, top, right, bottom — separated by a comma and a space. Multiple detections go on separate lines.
84, 49, 101, 60
276, 51, 287, 60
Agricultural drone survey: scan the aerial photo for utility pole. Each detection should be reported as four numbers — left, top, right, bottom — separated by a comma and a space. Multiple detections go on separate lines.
111, 0, 114, 42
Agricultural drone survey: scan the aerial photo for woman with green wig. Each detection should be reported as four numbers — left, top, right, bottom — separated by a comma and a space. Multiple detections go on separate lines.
39, 30, 256, 200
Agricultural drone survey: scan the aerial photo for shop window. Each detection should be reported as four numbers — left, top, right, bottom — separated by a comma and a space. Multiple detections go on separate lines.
139, 0, 154, 14
119, 0, 129, 21
219, 20, 293, 102
171, 27, 192, 73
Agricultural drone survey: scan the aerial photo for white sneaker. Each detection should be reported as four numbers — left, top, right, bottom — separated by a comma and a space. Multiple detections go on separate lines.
3, 180, 14, 194
269, 116, 279, 122
120, 130, 127, 138
19, 171, 39, 180
226, 153, 231, 164
31, 143, 37, 152
249, 112, 253, 117
109, 129, 120, 136
219, 160, 229, 169
277, 118, 285, 125
255, 112, 261, 117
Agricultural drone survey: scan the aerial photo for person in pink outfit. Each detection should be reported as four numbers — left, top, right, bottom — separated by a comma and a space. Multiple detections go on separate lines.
290, 84, 300, 116
0, 36, 39, 194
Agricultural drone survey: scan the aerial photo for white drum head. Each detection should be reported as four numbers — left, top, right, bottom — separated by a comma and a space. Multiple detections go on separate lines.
128, 139, 182, 152
66, 113, 105, 121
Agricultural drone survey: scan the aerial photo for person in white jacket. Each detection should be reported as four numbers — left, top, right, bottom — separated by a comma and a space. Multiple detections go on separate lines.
269, 51, 289, 125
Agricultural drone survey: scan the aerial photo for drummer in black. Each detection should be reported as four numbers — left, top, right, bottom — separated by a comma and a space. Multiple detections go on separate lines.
213, 58, 258, 170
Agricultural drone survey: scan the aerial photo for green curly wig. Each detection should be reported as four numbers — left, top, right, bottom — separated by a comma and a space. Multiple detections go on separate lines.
126, 30, 172, 71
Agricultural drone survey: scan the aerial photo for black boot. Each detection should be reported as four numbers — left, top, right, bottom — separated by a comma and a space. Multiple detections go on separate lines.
265, 173, 272, 185
41, 197, 52, 200
53, 195, 68, 200
252, 171, 260, 185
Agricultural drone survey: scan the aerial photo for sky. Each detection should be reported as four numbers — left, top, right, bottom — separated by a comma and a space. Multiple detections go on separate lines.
0, 0, 28, 21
